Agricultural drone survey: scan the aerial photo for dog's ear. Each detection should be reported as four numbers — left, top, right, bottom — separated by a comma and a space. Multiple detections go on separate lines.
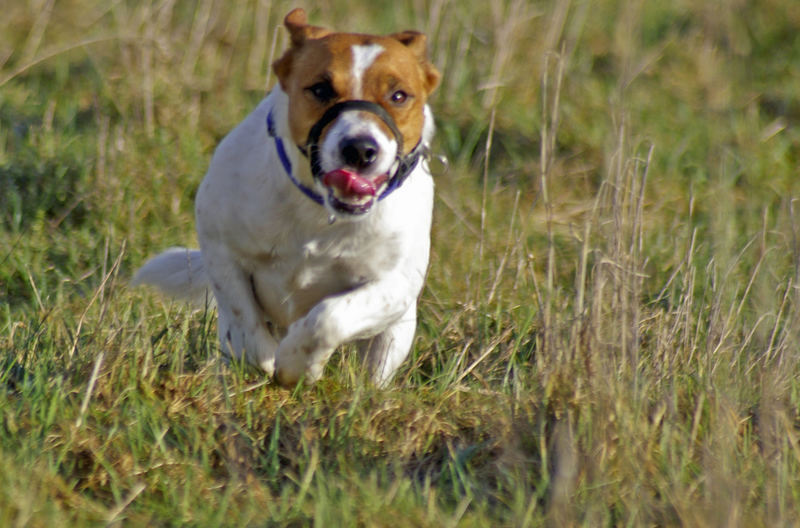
390, 31, 429, 58
284, 8, 330, 46
273, 9, 331, 88
390, 31, 441, 95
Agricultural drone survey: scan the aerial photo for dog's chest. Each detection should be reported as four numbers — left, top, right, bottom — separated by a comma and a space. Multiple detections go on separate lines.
247, 229, 402, 328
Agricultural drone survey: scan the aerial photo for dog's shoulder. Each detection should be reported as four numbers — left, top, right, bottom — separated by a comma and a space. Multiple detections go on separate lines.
207, 95, 276, 172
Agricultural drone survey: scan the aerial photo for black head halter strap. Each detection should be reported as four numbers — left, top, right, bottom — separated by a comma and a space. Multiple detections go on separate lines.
267, 100, 426, 206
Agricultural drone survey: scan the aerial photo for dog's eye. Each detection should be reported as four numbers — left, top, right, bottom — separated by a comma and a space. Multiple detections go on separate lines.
307, 81, 337, 103
390, 90, 409, 105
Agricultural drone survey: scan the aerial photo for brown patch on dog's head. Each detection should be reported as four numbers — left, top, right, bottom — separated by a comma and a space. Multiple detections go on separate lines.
272, 9, 440, 153
387, 30, 441, 95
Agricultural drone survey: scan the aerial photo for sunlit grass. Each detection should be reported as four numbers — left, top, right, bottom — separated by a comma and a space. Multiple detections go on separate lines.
2, 0, 800, 525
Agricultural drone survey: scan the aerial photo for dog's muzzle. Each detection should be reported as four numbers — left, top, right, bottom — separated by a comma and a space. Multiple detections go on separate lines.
305, 100, 404, 179
267, 100, 426, 215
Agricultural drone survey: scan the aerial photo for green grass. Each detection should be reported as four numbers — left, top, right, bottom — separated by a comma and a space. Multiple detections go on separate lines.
2, 0, 800, 525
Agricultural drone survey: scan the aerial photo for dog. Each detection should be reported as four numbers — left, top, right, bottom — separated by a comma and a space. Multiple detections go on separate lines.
133, 8, 440, 387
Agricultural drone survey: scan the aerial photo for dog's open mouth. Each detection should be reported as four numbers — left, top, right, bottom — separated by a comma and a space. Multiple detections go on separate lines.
322, 169, 390, 214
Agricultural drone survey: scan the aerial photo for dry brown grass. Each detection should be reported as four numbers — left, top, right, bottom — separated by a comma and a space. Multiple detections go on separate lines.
2, 0, 800, 525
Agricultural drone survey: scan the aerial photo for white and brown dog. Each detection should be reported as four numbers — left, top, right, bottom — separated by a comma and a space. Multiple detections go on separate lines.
133, 8, 440, 387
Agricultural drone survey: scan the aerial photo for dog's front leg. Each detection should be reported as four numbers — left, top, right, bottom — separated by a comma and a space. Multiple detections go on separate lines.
274, 278, 418, 387
362, 303, 417, 387
202, 247, 278, 375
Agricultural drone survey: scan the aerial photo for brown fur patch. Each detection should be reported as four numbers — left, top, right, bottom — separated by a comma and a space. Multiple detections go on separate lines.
273, 9, 440, 154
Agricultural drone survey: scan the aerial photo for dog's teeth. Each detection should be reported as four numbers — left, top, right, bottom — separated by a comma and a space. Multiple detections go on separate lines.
331, 187, 372, 206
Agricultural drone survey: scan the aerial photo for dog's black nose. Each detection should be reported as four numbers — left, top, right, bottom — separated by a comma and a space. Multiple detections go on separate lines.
340, 136, 379, 170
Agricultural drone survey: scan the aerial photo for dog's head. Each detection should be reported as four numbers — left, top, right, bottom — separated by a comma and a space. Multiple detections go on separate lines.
273, 8, 440, 216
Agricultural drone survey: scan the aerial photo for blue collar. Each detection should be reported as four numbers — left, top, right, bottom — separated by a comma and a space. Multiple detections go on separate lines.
266, 110, 325, 205
266, 109, 423, 207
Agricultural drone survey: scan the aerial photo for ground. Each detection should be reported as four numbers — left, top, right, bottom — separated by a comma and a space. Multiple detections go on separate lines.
1, 0, 800, 525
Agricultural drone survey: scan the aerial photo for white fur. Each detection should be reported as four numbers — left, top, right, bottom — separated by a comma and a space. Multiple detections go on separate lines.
319, 111, 398, 177
350, 44, 384, 98
135, 86, 434, 387
132, 248, 211, 305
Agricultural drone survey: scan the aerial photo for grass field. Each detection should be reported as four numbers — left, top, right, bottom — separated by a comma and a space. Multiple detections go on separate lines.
2, 0, 800, 525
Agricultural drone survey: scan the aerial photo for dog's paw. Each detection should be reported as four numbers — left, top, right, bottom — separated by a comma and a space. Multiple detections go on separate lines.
274, 334, 317, 387
274, 319, 333, 387
220, 320, 277, 376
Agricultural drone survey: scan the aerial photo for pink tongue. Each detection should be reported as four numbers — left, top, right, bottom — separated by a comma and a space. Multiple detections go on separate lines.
322, 169, 376, 198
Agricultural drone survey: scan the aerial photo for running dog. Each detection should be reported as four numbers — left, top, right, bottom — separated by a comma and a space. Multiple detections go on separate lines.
134, 8, 440, 387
